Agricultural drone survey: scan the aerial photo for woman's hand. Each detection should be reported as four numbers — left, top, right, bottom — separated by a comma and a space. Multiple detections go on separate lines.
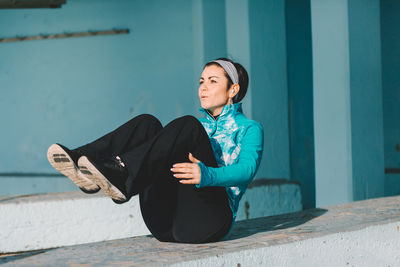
171, 153, 201, 184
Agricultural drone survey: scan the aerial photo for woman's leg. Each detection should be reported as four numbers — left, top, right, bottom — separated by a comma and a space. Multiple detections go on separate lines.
132, 116, 232, 243
48, 114, 162, 194
76, 114, 232, 242
74, 114, 162, 159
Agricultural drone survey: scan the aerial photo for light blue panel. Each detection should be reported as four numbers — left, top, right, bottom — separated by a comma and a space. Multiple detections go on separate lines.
381, 0, 400, 196
191, 0, 206, 114
192, 0, 228, 117
348, 0, 385, 200
286, 0, 316, 209
0, 0, 196, 176
311, 0, 353, 206
248, 0, 290, 179
225, 0, 252, 118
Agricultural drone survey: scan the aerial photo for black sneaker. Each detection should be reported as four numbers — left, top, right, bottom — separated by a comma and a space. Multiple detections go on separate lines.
77, 155, 129, 202
47, 143, 101, 194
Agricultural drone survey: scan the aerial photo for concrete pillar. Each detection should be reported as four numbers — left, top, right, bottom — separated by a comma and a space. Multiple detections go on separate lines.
311, 0, 384, 206
348, 0, 384, 200
249, 0, 290, 180
286, 0, 316, 209
381, 0, 400, 196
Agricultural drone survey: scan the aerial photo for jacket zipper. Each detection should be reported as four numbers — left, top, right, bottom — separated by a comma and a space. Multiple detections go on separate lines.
206, 109, 217, 121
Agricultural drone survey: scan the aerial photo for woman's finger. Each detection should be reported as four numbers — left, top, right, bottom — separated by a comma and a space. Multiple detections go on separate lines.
173, 173, 194, 179
179, 179, 199, 184
188, 153, 200, 163
172, 163, 193, 168
171, 167, 193, 173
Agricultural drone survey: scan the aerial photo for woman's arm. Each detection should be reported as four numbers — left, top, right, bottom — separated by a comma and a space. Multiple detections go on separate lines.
171, 122, 264, 187
196, 122, 264, 188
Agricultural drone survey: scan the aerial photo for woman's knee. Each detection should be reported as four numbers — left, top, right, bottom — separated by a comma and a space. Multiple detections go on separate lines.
134, 114, 162, 129
173, 115, 202, 129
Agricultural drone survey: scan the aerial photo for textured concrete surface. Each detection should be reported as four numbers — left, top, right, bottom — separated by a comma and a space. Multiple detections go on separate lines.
1, 195, 399, 266
0, 191, 148, 254
0, 179, 301, 253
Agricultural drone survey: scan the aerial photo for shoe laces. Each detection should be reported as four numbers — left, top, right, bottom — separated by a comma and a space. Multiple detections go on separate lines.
115, 156, 126, 168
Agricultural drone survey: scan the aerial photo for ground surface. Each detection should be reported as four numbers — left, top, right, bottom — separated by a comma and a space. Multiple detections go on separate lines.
1, 196, 399, 266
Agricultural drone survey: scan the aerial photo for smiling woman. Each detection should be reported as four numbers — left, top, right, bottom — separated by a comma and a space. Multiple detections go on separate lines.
47, 57, 264, 243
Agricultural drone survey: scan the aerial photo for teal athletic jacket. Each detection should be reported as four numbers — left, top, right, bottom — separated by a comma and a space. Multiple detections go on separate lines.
196, 102, 264, 232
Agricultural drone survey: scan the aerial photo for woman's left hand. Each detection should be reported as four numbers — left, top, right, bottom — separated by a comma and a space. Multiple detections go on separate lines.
171, 153, 201, 184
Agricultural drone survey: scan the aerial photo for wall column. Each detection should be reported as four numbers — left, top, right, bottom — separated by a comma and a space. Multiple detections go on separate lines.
249, 0, 290, 180
311, 0, 384, 206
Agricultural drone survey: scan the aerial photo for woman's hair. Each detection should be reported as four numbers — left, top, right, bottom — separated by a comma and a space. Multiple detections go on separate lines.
204, 57, 249, 103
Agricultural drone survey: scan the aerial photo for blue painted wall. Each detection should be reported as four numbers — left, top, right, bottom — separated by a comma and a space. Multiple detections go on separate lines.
311, 0, 354, 206
0, 0, 197, 175
249, 0, 291, 181
286, 0, 315, 209
225, 0, 252, 117
1, 0, 398, 214
202, 0, 227, 61
1, 0, 280, 196
381, 0, 400, 196
348, 0, 385, 200
311, 0, 386, 206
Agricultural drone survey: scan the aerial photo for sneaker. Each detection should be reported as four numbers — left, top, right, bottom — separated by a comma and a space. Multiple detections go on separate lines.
47, 143, 101, 194
77, 155, 129, 202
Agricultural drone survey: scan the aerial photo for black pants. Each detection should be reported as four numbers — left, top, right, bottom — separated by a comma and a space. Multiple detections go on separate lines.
75, 114, 232, 243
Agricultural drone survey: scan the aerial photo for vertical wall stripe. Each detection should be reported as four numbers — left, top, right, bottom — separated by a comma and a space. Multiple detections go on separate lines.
311, 0, 353, 206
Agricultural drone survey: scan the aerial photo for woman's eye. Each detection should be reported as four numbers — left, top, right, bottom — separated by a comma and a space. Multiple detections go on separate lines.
211, 80, 217, 83
199, 81, 203, 84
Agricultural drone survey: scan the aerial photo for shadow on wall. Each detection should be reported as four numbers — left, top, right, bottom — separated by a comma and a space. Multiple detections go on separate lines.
226, 207, 328, 241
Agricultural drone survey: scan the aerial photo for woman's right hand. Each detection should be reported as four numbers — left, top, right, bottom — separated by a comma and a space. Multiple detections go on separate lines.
170, 153, 201, 184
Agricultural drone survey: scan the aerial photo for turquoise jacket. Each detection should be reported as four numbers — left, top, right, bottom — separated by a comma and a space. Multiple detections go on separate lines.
196, 102, 264, 226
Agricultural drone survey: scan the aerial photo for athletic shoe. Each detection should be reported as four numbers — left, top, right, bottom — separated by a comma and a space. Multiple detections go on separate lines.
77, 155, 128, 202
47, 143, 101, 194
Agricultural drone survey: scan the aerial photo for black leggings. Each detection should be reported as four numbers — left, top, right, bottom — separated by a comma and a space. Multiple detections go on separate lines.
75, 114, 232, 243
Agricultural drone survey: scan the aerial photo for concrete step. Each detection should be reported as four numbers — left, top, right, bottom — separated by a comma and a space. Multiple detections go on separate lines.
0, 178, 302, 253
1, 195, 400, 266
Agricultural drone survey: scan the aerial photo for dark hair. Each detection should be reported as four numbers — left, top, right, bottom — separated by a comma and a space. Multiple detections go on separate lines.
204, 57, 249, 103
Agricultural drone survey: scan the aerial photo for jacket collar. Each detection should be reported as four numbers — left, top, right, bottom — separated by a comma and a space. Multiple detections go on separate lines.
199, 102, 243, 122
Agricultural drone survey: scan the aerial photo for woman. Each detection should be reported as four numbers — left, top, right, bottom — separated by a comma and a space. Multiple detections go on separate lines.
47, 58, 264, 243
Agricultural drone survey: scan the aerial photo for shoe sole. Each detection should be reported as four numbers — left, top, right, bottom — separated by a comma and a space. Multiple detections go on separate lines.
47, 144, 100, 193
78, 156, 127, 201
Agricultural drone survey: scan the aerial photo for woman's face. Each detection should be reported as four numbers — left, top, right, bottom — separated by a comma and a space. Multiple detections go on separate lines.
199, 65, 231, 116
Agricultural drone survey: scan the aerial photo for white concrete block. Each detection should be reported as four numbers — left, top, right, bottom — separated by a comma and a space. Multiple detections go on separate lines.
0, 192, 150, 253
171, 221, 400, 266
0, 179, 302, 253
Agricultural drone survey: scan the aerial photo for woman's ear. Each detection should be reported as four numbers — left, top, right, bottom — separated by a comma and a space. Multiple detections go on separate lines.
230, 84, 240, 98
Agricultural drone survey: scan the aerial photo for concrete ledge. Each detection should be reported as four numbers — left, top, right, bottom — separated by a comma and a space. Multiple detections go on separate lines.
1, 195, 399, 266
0, 178, 302, 253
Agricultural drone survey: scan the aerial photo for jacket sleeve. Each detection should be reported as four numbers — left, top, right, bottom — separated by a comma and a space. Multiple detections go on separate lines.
196, 122, 264, 188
